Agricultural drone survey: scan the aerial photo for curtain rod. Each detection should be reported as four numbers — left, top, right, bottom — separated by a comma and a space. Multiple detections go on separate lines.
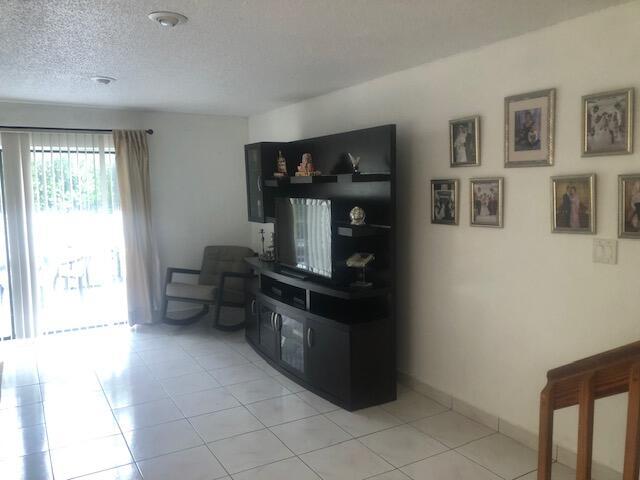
0, 126, 153, 135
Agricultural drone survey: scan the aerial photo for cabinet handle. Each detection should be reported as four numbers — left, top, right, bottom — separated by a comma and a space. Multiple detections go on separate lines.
307, 328, 313, 348
250, 299, 256, 315
257, 175, 262, 192
270, 312, 275, 330
275, 313, 282, 331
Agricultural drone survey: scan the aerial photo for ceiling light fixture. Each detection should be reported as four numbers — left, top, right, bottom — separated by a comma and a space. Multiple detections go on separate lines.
148, 11, 188, 28
90, 76, 116, 85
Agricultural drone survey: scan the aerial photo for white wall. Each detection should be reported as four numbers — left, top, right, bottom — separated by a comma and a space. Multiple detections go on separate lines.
0, 101, 250, 276
249, 3, 640, 472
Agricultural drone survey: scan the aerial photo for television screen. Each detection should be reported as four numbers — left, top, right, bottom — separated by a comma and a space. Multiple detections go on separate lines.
276, 198, 332, 278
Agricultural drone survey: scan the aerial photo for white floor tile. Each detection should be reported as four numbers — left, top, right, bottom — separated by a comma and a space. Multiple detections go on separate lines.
195, 351, 250, 370
190, 406, 264, 443
50, 434, 133, 480
360, 425, 448, 467
245, 394, 318, 427
73, 463, 142, 479
271, 374, 306, 393
269, 414, 351, 454
0, 422, 48, 459
518, 462, 577, 480
325, 406, 402, 437
367, 470, 411, 480
209, 365, 269, 386
0, 401, 45, 430
0, 384, 42, 409
295, 391, 340, 413
208, 429, 293, 474
113, 398, 184, 431
401, 450, 501, 480
148, 358, 205, 380
231, 457, 320, 480
0, 451, 53, 480
124, 419, 203, 461
411, 410, 494, 448
301, 439, 393, 480
103, 381, 168, 409
159, 371, 221, 396
456, 433, 537, 479
226, 379, 291, 404
173, 387, 240, 417
137, 445, 227, 480
380, 390, 448, 422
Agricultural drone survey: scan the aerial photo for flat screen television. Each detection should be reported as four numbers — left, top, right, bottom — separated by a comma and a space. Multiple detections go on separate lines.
275, 197, 332, 279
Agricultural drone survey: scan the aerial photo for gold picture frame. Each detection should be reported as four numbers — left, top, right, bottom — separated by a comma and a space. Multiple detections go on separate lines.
504, 88, 555, 167
470, 177, 503, 228
431, 179, 459, 225
619, 174, 640, 239
582, 88, 634, 157
551, 174, 596, 234
449, 115, 480, 167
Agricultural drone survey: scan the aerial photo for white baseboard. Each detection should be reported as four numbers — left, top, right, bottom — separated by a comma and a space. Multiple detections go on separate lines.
397, 371, 622, 480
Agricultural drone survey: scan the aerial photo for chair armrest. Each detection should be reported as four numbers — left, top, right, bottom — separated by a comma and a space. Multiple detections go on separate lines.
215, 271, 254, 304
165, 267, 201, 288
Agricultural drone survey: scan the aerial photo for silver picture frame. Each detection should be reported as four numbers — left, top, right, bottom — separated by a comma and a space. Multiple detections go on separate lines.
449, 115, 480, 167
582, 88, 634, 157
470, 177, 503, 228
504, 88, 555, 167
551, 174, 596, 234
618, 174, 640, 239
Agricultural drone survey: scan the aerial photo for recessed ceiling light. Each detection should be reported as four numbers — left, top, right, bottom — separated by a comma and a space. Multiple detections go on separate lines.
90, 76, 116, 85
148, 11, 188, 28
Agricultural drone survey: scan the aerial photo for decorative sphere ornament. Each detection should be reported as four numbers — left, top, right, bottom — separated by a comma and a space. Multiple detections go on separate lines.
349, 206, 366, 226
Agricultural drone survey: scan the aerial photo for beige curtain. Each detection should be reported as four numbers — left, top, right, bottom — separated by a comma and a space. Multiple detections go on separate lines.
113, 130, 161, 325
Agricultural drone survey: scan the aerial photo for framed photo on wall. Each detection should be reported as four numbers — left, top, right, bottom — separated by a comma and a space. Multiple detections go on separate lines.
449, 116, 480, 167
431, 179, 459, 225
619, 174, 640, 239
582, 88, 634, 156
551, 174, 596, 234
470, 177, 503, 228
504, 89, 555, 167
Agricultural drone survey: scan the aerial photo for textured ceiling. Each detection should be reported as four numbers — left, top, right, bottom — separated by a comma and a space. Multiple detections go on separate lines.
0, 0, 629, 116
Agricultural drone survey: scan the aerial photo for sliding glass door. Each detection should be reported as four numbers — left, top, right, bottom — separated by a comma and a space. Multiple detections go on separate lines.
30, 133, 127, 333
0, 153, 13, 339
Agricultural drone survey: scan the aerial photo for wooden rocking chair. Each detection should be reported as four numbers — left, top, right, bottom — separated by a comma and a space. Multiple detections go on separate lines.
161, 246, 254, 330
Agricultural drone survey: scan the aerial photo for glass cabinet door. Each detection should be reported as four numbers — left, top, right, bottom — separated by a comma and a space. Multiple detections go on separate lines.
259, 303, 277, 357
245, 146, 264, 222
278, 313, 305, 374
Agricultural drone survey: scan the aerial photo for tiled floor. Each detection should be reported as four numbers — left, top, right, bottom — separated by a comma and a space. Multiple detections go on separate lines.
0, 321, 576, 479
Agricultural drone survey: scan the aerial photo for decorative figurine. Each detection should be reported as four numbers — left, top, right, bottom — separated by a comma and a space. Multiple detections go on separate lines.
295, 153, 321, 176
349, 206, 366, 226
273, 150, 288, 178
258, 229, 275, 262
348, 153, 361, 174
346, 252, 375, 288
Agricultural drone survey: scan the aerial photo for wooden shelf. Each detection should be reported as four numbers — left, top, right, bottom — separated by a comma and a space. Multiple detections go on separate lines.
337, 223, 390, 237
337, 173, 391, 183
289, 175, 337, 184
263, 177, 289, 187
265, 173, 391, 187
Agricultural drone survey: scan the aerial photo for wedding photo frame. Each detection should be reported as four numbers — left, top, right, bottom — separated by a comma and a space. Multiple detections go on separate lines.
619, 174, 640, 239
449, 115, 480, 167
470, 177, 503, 228
582, 88, 634, 157
431, 179, 459, 225
504, 88, 555, 167
551, 174, 596, 234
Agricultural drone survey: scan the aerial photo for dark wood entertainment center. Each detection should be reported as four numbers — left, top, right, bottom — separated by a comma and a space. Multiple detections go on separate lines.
243, 125, 396, 411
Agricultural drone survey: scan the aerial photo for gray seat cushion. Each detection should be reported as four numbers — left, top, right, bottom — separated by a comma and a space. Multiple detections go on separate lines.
199, 246, 254, 293
165, 282, 245, 304
166, 282, 216, 301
